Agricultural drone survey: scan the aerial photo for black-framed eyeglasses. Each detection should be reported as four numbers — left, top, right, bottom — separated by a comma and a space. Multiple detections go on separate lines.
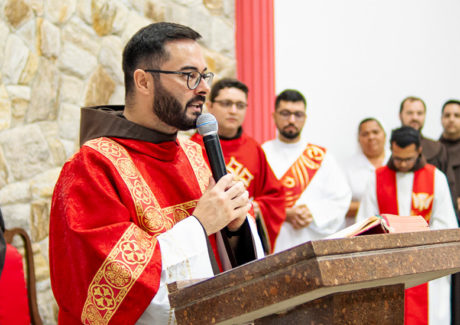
213, 100, 248, 110
393, 156, 418, 164
277, 110, 306, 120
144, 69, 214, 90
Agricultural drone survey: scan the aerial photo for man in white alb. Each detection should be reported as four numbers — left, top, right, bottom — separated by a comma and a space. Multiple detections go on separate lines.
263, 89, 351, 253
357, 126, 457, 325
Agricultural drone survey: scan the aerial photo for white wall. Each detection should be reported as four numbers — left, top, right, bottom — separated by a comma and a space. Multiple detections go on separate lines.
274, 0, 460, 161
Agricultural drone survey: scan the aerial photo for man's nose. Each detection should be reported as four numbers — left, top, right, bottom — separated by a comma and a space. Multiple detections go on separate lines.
195, 77, 210, 95
288, 114, 296, 123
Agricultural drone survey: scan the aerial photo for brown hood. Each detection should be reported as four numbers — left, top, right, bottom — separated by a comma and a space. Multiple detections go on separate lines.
79, 105, 176, 146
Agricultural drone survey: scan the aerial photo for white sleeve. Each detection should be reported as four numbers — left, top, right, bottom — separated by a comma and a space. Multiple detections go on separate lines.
136, 216, 214, 325
137, 215, 264, 324
430, 169, 458, 230
305, 152, 352, 235
356, 172, 379, 222
247, 215, 265, 258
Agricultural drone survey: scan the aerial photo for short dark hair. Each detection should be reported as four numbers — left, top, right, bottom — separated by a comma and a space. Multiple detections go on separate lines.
209, 78, 249, 102
400, 96, 426, 113
390, 126, 421, 149
442, 99, 460, 114
122, 22, 201, 101
275, 89, 306, 110
358, 117, 384, 134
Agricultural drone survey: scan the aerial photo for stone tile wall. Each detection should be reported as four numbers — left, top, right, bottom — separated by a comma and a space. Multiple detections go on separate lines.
0, 0, 236, 323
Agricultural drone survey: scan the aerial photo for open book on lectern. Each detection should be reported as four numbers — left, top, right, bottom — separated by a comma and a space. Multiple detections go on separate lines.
326, 214, 429, 239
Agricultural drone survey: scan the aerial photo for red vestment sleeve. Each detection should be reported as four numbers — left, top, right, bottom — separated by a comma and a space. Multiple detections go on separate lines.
50, 146, 162, 325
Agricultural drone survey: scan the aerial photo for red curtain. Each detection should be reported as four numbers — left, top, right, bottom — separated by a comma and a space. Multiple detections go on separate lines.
235, 0, 276, 144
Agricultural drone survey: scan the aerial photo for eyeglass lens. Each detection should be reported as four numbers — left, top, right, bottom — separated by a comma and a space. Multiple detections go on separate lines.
278, 110, 305, 119
393, 156, 417, 163
188, 71, 214, 90
215, 100, 247, 110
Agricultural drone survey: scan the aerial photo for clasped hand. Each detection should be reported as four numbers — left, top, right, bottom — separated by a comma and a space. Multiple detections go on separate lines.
194, 174, 250, 235
286, 204, 313, 229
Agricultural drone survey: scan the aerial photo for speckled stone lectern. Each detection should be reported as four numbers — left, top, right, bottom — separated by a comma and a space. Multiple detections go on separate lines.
168, 229, 460, 325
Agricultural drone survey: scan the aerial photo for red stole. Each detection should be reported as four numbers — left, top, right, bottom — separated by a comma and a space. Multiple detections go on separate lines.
376, 164, 436, 325
190, 132, 285, 253
280, 144, 326, 208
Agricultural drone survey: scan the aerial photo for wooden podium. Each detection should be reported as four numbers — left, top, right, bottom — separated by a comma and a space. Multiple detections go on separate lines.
168, 229, 460, 324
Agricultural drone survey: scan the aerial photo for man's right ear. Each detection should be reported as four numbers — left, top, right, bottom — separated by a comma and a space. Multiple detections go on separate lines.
133, 69, 153, 96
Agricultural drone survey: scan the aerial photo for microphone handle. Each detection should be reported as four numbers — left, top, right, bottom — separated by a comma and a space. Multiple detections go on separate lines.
202, 133, 239, 269
203, 135, 227, 182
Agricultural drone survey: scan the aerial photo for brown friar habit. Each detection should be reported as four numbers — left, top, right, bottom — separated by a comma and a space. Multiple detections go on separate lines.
421, 136, 457, 212
440, 136, 460, 213
440, 135, 460, 325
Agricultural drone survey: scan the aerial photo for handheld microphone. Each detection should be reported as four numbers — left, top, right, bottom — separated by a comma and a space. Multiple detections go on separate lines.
196, 113, 227, 182
196, 114, 253, 269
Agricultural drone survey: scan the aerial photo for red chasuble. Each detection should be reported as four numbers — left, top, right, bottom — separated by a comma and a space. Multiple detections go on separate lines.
280, 144, 326, 208
190, 132, 285, 252
376, 164, 436, 325
49, 137, 217, 324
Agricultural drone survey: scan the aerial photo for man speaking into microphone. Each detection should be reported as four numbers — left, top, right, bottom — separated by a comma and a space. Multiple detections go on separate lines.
49, 22, 263, 325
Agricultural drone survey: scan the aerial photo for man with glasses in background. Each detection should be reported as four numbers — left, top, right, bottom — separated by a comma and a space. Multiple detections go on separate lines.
357, 126, 457, 325
190, 78, 285, 254
49, 23, 263, 324
262, 89, 351, 253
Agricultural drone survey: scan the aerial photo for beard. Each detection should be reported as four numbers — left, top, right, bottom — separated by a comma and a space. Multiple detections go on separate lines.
407, 120, 423, 131
279, 125, 301, 139
153, 78, 204, 131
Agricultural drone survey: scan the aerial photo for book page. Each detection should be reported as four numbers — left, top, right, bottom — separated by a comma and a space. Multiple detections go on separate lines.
326, 214, 430, 240
325, 216, 381, 239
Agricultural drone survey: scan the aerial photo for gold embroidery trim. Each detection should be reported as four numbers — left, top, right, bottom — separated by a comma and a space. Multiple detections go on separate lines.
178, 138, 211, 194
412, 192, 435, 211
226, 156, 255, 188
81, 138, 167, 324
81, 225, 157, 324
281, 144, 326, 208
85, 138, 171, 234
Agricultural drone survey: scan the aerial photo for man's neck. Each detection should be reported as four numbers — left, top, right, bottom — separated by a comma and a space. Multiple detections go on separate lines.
442, 132, 460, 141
219, 127, 242, 140
278, 134, 301, 144
124, 105, 178, 135
219, 128, 239, 139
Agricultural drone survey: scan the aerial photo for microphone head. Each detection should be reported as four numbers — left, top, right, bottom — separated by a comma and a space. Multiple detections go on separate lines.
196, 113, 218, 136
